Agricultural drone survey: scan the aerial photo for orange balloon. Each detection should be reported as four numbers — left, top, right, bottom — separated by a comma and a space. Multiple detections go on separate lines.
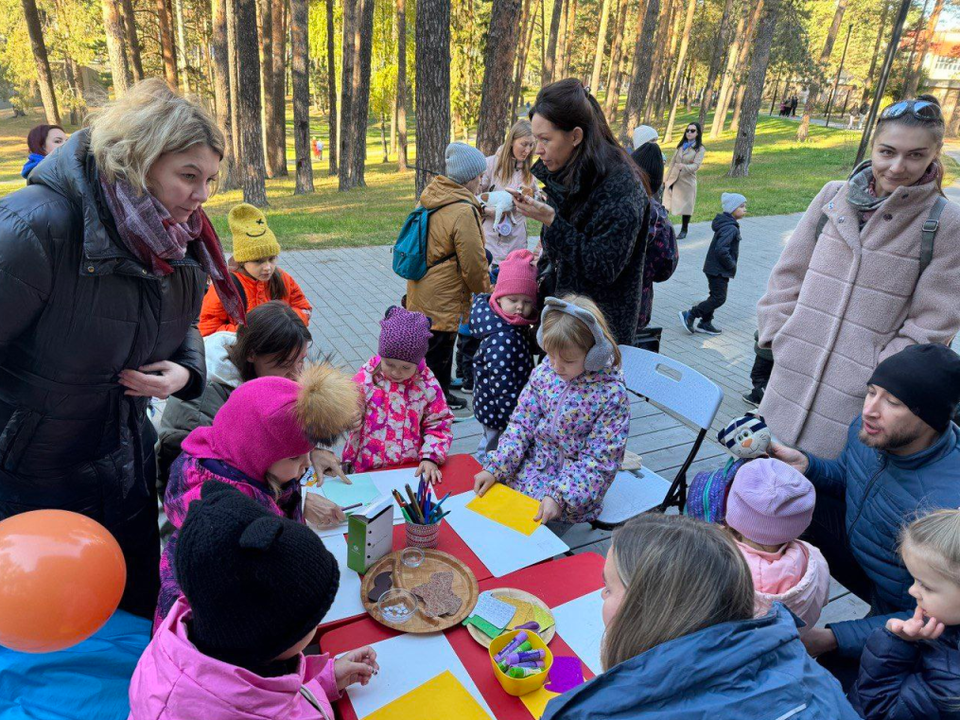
0, 510, 126, 653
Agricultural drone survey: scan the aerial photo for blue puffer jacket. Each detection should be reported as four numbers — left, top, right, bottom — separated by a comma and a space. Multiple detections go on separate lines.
849, 625, 960, 719
806, 418, 960, 657
470, 293, 535, 431
541, 605, 859, 720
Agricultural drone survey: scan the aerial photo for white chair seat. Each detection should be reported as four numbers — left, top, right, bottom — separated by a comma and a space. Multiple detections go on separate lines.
596, 467, 675, 526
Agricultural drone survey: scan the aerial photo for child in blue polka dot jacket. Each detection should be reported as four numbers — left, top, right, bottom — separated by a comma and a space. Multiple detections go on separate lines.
473, 294, 630, 525
470, 249, 539, 456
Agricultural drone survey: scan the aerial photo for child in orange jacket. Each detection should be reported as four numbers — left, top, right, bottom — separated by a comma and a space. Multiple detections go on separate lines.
199, 204, 312, 335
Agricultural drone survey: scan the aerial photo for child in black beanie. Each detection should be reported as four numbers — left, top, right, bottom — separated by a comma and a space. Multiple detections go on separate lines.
128, 482, 378, 720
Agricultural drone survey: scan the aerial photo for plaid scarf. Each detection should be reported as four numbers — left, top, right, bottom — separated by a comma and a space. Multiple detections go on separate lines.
99, 175, 245, 324
848, 160, 941, 228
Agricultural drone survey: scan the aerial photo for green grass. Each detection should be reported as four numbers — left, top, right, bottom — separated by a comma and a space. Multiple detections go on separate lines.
1, 104, 952, 250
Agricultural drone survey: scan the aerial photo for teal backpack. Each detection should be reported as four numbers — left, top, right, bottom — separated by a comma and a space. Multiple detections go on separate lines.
392, 200, 473, 280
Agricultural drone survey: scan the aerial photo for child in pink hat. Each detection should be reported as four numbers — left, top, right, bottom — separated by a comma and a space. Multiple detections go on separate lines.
726, 458, 831, 636
470, 249, 539, 453
342, 306, 454, 482
156, 362, 360, 629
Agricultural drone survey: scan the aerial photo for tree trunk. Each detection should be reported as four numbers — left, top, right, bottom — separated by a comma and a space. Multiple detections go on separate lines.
156, 0, 179, 89
697, 0, 734, 126
62, 57, 81, 124
258, 0, 278, 177
102, 0, 133, 96
543, 0, 564, 84
711, 0, 762, 138
730, 83, 747, 130
559, 0, 577, 79
511, 0, 537, 122
477, 0, 523, 154
235, 0, 269, 206
212, 0, 237, 189
796, 0, 849, 142
291, 0, 313, 193
905, 0, 944, 98
268, 0, 288, 176
338, 0, 357, 189
119, 0, 144, 81
602, 0, 629, 122
380, 112, 389, 162
349, 0, 375, 188
396, 0, 408, 171
590, 0, 613, 93
621, 0, 660, 141
415, 0, 451, 196
173, 0, 190, 90
729, 0, 781, 176
862, 0, 890, 105
325, 0, 338, 175
227, 0, 241, 161
21, 0, 60, 123
662, 0, 696, 143
641, 0, 672, 124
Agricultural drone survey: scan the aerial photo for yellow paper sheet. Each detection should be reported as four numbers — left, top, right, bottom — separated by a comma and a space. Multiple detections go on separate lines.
519, 686, 561, 719
364, 670, 490, 720
466, 484, 542, 536
497, 596, 537, 629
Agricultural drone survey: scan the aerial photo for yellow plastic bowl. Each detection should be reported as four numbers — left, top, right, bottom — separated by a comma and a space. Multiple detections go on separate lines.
488, 629, 553, 696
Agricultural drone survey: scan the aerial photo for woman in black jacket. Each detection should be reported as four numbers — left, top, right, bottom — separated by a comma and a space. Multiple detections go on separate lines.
0, 79, 242, 618
511, 79, 649, 345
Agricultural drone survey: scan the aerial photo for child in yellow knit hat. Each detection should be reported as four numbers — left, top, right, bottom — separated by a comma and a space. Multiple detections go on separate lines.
199, 203, 312, 336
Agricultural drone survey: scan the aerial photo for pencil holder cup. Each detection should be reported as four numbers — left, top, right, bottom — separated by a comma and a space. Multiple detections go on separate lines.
404, 519, 441, 549
489, 629, 553, 696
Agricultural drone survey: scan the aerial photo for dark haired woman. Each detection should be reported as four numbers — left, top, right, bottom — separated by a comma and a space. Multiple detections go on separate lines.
510, 79, 649, 345
758, 96, 960, 460
663, 122, 705, 239
21, 124, 67, 178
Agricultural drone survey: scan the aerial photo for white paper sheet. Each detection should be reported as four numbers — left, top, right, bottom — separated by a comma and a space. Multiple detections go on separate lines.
320, 534, 365, 624
346, 632, 493, 719
600, 469, 673, 519
444, 491, 569, 577
552, 589, 605, 676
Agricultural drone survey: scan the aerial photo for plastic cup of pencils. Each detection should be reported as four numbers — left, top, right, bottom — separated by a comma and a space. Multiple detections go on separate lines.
405, 517, 441, 549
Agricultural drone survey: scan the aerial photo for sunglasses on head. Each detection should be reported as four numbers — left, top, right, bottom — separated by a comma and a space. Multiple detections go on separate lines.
881, 100, 943, 122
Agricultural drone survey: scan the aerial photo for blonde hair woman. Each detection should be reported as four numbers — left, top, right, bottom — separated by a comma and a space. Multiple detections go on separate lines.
0, 78, 242, 619
541, 514, 860, 719
479, 120, 539, 264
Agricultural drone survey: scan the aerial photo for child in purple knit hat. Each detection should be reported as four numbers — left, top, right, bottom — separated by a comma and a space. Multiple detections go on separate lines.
342, 306, 454, 482
725, 458, 831, 636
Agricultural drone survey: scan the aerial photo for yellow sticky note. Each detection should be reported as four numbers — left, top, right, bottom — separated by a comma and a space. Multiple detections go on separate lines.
364, 670, 491, 720
466, 484, 542, 536
533, 605, 555, 631
519, 685, 561, 719
498, 596, 537, 629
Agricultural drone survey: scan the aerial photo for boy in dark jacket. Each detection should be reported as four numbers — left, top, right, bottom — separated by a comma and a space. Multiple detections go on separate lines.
679, 192, 746, 335
471, 250, 538, 454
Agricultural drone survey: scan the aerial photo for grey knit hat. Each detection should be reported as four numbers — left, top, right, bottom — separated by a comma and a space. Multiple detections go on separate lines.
445, 142, 487, 185
721, 192, 747, 215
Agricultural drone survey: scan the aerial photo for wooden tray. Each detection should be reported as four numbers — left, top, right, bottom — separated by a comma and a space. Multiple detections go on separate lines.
465, 587, 556, 647
361, 549, 479, 633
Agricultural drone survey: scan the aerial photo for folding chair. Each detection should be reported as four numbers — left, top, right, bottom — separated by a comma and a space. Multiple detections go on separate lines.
593, 346, 723, 528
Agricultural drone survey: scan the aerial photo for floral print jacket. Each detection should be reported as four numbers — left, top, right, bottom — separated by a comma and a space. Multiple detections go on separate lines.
342, 356, 454, 472
483, 358, 630, 523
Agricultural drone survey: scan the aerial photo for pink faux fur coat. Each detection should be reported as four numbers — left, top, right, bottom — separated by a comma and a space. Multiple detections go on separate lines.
757, 176, 960, 458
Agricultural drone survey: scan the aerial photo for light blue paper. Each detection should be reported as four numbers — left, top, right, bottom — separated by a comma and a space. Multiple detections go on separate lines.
320, 475, 382, 508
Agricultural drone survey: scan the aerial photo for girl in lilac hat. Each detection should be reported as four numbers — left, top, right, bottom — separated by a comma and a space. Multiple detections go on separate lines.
342, 306, 454, 483
725, 457, 831, 636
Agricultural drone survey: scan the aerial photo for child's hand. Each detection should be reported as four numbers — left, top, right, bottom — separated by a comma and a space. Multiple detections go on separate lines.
474, 470, 497, 496
534, 496, 561, 524
887, 605, 945, 642
335, 646, 379, 691
416, 460, 443, 485
304, 493, 346, 528
310, 448, 351, 485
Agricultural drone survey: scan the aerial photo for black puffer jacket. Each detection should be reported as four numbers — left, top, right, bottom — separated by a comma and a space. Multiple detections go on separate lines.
533, 157, 648, 345
0, 129, 206, 519
702, 211, 741, 278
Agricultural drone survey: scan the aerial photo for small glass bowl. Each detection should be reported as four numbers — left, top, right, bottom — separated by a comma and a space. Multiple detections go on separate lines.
401, 547, 425, 568
377, 588, 418, 624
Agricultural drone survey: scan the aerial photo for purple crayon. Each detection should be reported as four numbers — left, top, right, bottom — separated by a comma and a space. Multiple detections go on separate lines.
504, 648, 545, 665
494, 631, 528, 662
513, 660, 545, 669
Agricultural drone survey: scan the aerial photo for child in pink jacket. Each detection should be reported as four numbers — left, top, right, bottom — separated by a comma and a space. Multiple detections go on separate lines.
342, 306, 454, 483
725, 458, 831, 636
129, 481, 378, 720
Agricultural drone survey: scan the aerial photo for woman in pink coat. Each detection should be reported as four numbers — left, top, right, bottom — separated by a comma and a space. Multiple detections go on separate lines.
129, 482, 378, 720
342, 307, 454, 482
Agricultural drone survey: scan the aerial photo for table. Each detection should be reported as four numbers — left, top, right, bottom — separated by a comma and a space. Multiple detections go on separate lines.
320, 552, 605, 720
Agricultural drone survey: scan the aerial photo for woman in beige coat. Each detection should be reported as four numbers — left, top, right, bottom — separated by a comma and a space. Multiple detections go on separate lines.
663, 121, 706, 239
757, 97, 960, 459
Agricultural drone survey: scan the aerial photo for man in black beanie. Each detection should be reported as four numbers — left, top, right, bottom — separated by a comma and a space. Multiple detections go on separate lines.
769, 344, 960, 687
